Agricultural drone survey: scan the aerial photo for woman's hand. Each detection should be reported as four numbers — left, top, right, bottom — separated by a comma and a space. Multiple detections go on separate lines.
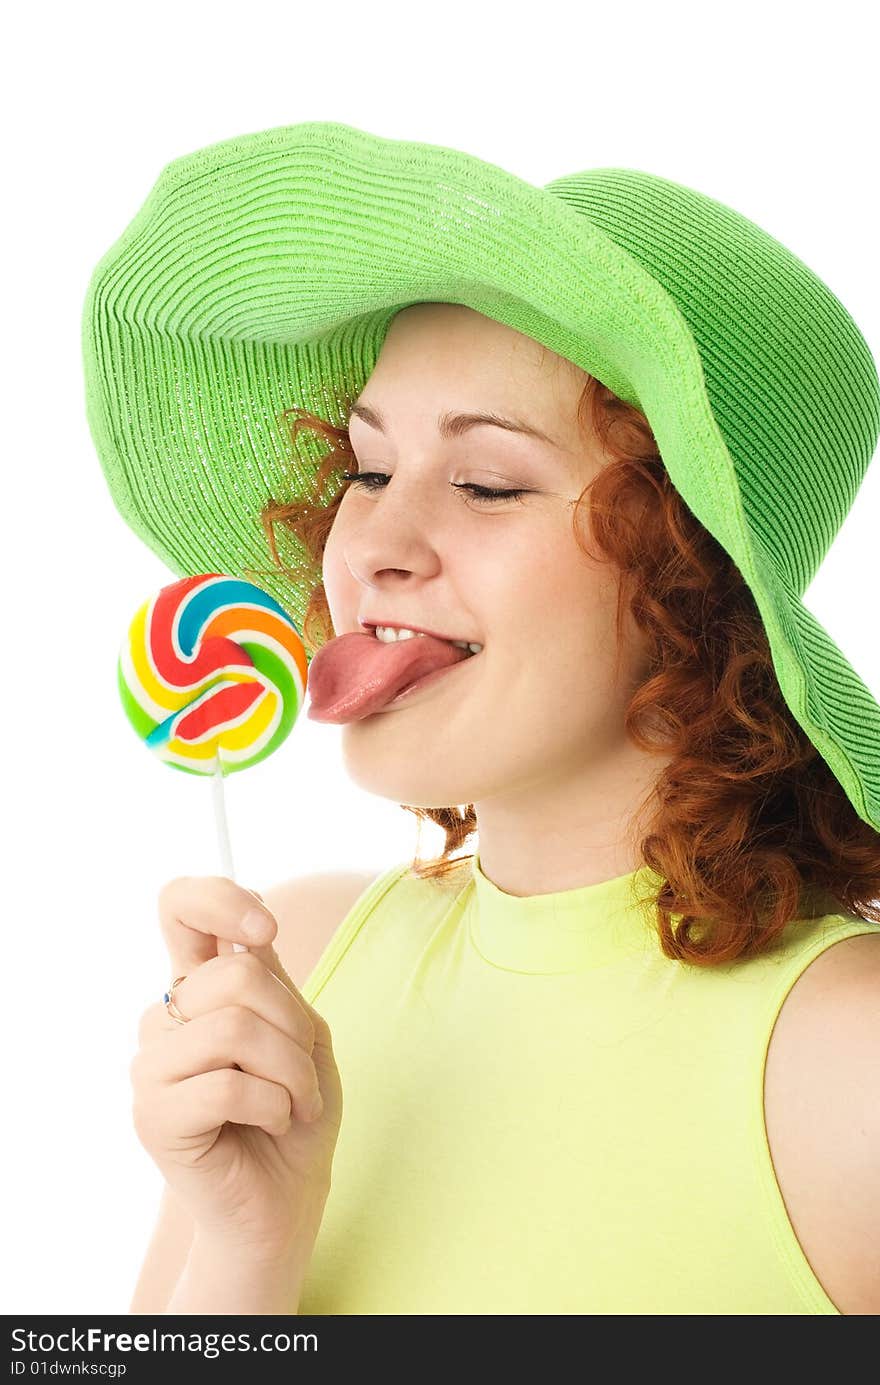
130, 876, 342, 1264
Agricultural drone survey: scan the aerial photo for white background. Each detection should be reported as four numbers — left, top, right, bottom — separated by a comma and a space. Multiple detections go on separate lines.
4, 0, 878, 1314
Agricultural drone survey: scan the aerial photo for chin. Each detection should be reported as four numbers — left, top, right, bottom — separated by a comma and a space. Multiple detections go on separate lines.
340, 729, 478, 808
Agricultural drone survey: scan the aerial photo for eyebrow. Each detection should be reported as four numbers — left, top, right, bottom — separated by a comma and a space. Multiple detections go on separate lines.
347, 400, 565, 450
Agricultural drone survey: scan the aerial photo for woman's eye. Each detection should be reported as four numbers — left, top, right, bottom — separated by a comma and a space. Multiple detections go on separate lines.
339, 471, 528, 505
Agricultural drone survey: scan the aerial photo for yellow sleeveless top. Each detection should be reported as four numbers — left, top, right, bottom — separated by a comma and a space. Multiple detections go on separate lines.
298, 852, 878, 1315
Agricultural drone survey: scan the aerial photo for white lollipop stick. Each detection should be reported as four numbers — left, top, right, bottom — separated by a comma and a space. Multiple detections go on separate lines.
212, 763, 248, 954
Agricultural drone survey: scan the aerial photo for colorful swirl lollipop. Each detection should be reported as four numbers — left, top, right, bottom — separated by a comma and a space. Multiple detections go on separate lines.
118, 574, 308, 951
118, 573, 307, 776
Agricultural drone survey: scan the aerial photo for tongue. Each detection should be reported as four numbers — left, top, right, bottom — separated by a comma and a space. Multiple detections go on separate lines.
306, 631, 472, 723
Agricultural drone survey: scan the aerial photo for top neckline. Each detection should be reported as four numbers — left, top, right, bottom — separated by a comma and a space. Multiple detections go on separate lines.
466, 849, 666, 974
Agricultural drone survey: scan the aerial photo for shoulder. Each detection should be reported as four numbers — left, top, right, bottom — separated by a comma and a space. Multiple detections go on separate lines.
774, 928, 880, 1082
766, 927, 880, 1313
260, 867, 389, 989
775, 926, 880, 1016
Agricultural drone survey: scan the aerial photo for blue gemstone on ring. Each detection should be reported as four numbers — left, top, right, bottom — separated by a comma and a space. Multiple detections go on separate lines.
163, 992, 170, 1004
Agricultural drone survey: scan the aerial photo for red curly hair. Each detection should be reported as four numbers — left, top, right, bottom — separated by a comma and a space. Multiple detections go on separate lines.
248, 359, 880, 967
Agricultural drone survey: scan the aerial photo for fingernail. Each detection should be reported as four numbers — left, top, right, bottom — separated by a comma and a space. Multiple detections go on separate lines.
241, 907, 271, 940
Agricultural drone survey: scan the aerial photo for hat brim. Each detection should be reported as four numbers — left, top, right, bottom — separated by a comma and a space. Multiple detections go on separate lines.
81, 120, 880, 832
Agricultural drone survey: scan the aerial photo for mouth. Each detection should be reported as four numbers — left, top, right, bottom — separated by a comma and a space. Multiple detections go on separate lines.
381, 644, 482, 710
363, 621, 483, 655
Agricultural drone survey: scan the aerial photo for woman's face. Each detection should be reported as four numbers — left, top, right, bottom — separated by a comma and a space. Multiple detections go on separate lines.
320, 303, 653, 815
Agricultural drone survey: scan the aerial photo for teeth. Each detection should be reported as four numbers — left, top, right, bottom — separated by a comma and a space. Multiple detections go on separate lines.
374, 626, 483, 655
375, 626, 422, 643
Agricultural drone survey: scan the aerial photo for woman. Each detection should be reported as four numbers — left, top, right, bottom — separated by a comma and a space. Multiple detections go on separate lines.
83, 123, 880, 1315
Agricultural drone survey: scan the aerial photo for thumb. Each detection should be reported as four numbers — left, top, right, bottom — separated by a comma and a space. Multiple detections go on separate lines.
218, 887, 299, 993
159, 876, 276, 976
228, 889, 327, 1029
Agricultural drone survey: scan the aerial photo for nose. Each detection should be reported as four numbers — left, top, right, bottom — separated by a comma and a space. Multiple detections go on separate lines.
341, 473, 442, 592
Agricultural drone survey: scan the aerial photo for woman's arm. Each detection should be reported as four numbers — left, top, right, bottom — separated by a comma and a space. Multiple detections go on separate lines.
764, 931, 880, 1315
129, 1184, 195, 1313
128, 868, 381, 1313
164, 1201, 328, 1315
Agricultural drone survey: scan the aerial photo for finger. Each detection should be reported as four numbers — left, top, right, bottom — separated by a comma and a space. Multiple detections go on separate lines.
216, 888, 268, 959
134, 1005, 323, 1123
213, 889, 302, 996
158, 877, 279, 975
137, 1067, 294, 1142
217, 895, 337, 1039
141, 951, 316, 1053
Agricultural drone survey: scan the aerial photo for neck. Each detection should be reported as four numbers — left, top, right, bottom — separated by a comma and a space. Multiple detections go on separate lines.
471, 740, 669, 897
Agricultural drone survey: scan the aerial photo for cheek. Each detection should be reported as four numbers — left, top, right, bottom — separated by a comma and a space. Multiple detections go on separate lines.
483, 534, 614, 653
320, 524, 355, 621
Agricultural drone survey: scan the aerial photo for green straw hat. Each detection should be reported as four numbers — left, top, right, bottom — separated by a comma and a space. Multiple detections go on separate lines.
81, 121, 880, 832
